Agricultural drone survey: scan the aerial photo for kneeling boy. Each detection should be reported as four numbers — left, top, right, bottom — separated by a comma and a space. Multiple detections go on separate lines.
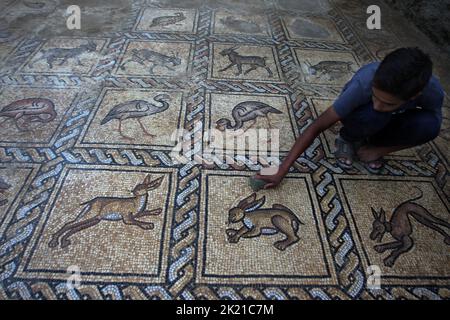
255, 47, 444, 188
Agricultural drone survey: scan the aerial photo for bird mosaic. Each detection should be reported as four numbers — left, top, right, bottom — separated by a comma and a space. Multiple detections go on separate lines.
0, 98, 57, 131
100, 94, 171, 141
149, 12, 186, 28
215, 100, 282, 133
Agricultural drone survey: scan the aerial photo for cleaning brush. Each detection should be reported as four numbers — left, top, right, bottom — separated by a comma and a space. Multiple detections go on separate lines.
249, 176, 268, 192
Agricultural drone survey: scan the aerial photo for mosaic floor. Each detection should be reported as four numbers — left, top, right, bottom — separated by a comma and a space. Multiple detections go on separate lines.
0, 0, 449, 300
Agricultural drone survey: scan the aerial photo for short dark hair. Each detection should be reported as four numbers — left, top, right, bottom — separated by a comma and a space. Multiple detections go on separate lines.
373, 47, 432, 100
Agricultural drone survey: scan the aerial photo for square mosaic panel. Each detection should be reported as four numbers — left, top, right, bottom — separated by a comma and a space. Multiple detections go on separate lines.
293, 49, 359, 85
78, 88, 185, 149
204, 92, 298, 154
198, 170, 337, 285
212, 10, 271, 36
276, 0, 330, 13
114, 40, 193, 78
134, 8, 198, 33
282, 15, 344, 42
336, 176, 450, 286
210, 43, 281, 82
21, 38, 107, 75
0, 87, 79, 147
16, 165, 177, 284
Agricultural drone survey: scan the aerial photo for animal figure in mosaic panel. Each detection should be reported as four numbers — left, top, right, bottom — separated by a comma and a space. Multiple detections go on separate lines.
0, 98, 57, 131
100, 94, 171, 141
370, 187, 450, 267
0, 177, 10, 207
226, 193, 303, 251
305, 60, 354, 81
149, 12, 186, 28
215, 101, 282, 133
219, 46, 273, 77
120, 48, 181, 74
29, 41, 97, 69
219, 16, 263, 34
48, 174, 164, 249
23, 1, 46, 9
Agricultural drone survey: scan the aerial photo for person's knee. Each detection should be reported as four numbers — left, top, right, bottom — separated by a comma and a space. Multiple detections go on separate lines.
425, 117, 441, 139
428, 123, 441, 140
416, 115, 441, 143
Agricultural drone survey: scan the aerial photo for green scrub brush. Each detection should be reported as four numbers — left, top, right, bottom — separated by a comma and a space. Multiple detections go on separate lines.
249, 176, 268, 192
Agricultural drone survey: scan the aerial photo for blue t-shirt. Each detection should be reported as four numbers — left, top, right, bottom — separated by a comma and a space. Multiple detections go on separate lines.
332, 62, 444, 124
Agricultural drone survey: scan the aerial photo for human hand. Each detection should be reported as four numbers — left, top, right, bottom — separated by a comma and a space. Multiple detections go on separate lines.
253, 172, 284, 189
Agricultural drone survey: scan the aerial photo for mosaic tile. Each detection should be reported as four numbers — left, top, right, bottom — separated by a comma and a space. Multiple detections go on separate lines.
293, 49, 359, 85
210, 43, 281, 82
16, 165, 177, 284
21, 38, 107, 75
282, 15, 344, 42
276, 0, 330, 13
0, 0, 448, 300
213, 10, 271, 37
78, 88, 185, 149
0, 86, 79, 147
198, 170, 337, 285
205, 92, 298, 153
336, 176, 450, 285
134, 8, 198, 33
115, 40, 193, 78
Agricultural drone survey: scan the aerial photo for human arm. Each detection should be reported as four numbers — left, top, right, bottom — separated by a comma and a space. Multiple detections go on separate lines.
254, 105, 341, 188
